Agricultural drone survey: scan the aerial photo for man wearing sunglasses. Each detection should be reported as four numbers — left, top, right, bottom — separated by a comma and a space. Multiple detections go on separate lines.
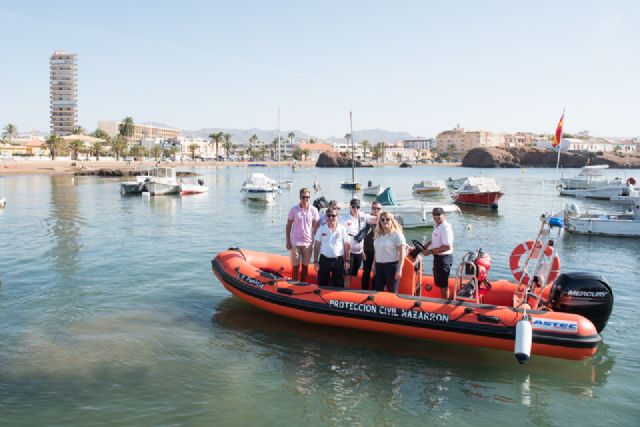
361, 201, 382, 290
339, 198, 378, 288
286, 187, 320, 282
422, 207, 454, 299
313, 208, 350, 287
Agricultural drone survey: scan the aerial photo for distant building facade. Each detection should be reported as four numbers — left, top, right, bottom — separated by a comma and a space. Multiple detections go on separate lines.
50, 51, 77, 136
98, 121, 181, 141
503, 132, 534, 147
403, 137, 436, 151
436, 126, 504, 158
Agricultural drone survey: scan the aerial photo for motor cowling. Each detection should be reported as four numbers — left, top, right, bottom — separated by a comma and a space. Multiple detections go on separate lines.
475, 251, 491, 283
548, 272, 613, 333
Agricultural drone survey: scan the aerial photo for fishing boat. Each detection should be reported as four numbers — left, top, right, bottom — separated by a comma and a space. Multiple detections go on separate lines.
120, 173, 152, 195
452, 176, 504, 208
211, 216, 613, 362
446, 177, 466, 190
180, 178, 208, 195
412, 180, 446, 195
241, 173, 279, 202
561, 165, 621, 190
340, 112, 361, 191
564, 200, 640, 237
146, 167, 181, 195
558, 177, 636, 200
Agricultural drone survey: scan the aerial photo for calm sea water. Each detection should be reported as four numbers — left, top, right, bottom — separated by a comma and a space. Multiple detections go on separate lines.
1, 165, 639, 426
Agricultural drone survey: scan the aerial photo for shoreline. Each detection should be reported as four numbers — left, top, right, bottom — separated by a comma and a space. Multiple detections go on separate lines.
0, 159, 460, 176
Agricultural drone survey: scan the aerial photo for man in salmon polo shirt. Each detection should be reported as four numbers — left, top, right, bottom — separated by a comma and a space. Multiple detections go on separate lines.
286, 187, 320, 282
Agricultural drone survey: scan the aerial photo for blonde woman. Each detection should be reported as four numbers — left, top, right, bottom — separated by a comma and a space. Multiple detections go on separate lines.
372, 212, 406, 292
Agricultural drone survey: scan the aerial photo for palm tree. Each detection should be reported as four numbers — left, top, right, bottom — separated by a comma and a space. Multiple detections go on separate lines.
209, 132, 224, 160
44, 134, 62, 160
361, 140, 370, 161
92, 128, 110, 141
111, 135, 127, 161
271, 137, 279, 160
119, 117, 135, 142
222, 133, 233, 160
376, 142, 385, 163
258, 146, 268, 161
188, 143, 199, 161
129, 144, 145, 160
168, 145, 179, 160
309, 138, 316, 144
395, 152, 403, 163
2, 123, 18, 145
288, 132, 295, 146
91, 141, 102, 161
72, 125, 86, 135
69, 139, 84, 160
151, 145, 163, 160
249, 134, 258, 160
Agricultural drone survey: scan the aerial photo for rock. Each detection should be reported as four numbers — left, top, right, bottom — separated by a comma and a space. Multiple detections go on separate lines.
316, 152, 364, 168
462, 147, 640, 168
399, 162, 412, 168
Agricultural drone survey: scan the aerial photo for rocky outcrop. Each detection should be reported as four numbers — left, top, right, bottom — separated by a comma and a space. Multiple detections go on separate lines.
316, 152, 365, 168
462, 147, 640, 168
74, 168, 198, 176
399, 162, 412, 168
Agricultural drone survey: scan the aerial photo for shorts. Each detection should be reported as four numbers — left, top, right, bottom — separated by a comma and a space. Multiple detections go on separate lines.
433, 254, 453, 288
290, 245, 312, 267
347, 253, 363, 276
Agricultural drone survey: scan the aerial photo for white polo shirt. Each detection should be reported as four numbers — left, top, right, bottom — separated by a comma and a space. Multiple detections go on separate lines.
339, 211, 373, 254
430, 220, 454, 255
314, 223, 349, 258
373, 231, 406, 263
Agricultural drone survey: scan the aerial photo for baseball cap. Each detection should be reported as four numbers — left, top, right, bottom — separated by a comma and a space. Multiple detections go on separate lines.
432, 207, 445, 215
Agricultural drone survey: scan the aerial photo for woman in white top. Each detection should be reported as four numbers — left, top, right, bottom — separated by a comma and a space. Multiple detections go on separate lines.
372, 212, 406, 293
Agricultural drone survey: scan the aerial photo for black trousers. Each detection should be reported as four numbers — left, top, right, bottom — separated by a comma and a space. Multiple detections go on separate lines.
373, 261, 398, 293
433, 254, 453, 288
361, 250, 375, 290
318, 255, 345, 287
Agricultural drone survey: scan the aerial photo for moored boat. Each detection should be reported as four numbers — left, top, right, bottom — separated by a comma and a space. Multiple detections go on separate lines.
559, 177, 635, 200
564, 200, 640, 237
146, 167, 180, 195
363, 183, 382, 196
241, 173, 279, 202
180, 178, 208, 195
561, 165, 620, 190
412, 179, 446, 195
452, 176, 504, 208
211, 217, 613, 362
0, 196, 5, 208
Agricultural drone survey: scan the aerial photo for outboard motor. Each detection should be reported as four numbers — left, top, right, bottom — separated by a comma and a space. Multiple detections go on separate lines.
548, 272, 613, 333
313, 196, 329, 211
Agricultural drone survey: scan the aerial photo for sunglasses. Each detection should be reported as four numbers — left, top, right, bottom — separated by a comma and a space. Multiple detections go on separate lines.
327, 214, 337, 218
351, 205, 360, 209
380, 218, 390, 223
301, 195, 310, 199
371, 207, 381, 211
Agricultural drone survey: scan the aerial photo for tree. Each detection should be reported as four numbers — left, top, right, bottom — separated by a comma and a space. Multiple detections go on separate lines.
188, 143, 199, 161
91, 141, 102, 160
395, 152, 403, 163
249, 134, 259, 159
222, 133, 233, 160
292, 146, 310, 161
44, 134, 62, 160
2, 123, 18, 145
288, 132, 295, 145
375, 142, 385, 163
69, 139, 84, 160
271, 137, 280, 160
151, 145, 163, 160
119, 117, 135, 142
72, 125, 86, 135
129, 144, 145, 160
361, 140, 370, 161
111, 135, 127, 161
209, 132, 224, 160
309, 138, 316, 144
92, 128, 110, 142
168, 145, 179, 160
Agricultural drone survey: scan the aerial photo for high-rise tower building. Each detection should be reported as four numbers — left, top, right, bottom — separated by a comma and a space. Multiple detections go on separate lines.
50, 51, 77, 136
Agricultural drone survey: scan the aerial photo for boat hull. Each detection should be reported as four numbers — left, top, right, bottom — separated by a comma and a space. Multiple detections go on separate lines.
147, 181, 180, 195
566, 216, 640, 237
454, 192, 503, 208
212, 249, 601, 360
341, 181, 361, 191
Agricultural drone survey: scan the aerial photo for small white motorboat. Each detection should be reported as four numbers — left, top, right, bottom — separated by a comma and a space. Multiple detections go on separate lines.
146, 167, 181, 196
564, 200, 640, 237
376, 187, 458, 228
277, 179, 293, 190
559, 177, 635, 200
180, 178, 208, 195
412, 180, 446, 195
120, 174, 152, 195
452, 177, 504, 208
0, 196, 5, 208
241, 173, 280, 202
363, 184, 382, 196
560, 165, 621, 190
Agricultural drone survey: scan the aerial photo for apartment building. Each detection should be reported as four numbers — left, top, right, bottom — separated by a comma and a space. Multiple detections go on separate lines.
436, 126, 504, 158
50, 51, 77, 136
503, 132, 534, 147
98, 121, 181, 141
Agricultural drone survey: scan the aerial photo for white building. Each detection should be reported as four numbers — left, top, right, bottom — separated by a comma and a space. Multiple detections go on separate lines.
50, 51, 77, 136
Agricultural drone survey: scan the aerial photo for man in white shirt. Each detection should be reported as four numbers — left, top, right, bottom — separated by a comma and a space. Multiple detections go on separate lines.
313, 208, 350, 287
422, 207, 454, 298
339, 198, 376, 288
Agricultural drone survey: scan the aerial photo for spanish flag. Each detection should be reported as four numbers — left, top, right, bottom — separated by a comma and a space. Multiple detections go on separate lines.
552, 111, 564, 149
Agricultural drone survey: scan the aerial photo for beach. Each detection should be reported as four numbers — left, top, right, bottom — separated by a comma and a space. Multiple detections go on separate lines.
0, 158, 459, 176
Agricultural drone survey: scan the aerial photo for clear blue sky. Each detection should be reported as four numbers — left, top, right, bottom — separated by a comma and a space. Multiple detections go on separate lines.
1, 0, 639, 138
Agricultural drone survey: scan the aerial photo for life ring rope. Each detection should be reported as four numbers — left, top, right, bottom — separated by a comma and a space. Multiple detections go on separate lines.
509, 240, 560, 285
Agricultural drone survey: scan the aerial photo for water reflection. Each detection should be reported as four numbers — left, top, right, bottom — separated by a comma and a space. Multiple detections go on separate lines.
212, 297, 611, 419
143, 194, 180, 214
45, 175, 82, 277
